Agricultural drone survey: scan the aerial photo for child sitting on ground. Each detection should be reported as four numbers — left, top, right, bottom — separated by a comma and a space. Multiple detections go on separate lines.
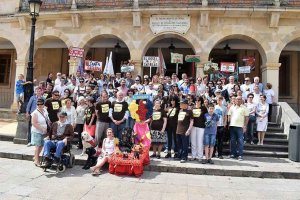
202, 103, 219, 164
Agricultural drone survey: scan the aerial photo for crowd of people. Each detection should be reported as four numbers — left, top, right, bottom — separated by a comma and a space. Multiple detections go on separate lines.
22, 70, 275, 167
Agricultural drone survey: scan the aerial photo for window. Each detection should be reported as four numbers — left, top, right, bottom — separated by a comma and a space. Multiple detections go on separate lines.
279, 54, 290, 96
0, 55, 11, 85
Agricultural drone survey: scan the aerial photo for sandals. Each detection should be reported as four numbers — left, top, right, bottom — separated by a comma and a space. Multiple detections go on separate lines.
92, 171, 101, 176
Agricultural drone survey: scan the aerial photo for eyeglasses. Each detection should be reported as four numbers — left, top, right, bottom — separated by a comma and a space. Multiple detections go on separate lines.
79, 81, 84, 83
135, 80, 140, 82
248, 97, 254, 98
173, 85, 178, 87
54, 94, 60, 97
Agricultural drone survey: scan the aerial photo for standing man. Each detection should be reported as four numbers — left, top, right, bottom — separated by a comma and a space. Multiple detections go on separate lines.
125, 72, 134, 88
228, 96, 249, 161
44, 90, 62, 123
95, 91, 111, 147
176, 99, 194, 163
109, 91, 129, 140
225, 75, 235, 96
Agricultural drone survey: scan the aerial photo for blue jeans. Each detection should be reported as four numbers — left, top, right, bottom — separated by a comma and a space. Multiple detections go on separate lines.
177, 134, 189, 160
229, 127, 244, 157
247, 115, 256, 142
110, 122, 126, 140
125, 117, 135, 129
43, 140, 65, 159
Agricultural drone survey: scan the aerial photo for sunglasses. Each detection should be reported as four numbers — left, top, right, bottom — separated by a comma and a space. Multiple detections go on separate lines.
135, 80, 140, 81
173, 85, 178, 87
248, 97, 254, 98
54, 94, 60, 96
37, 103, 44, 106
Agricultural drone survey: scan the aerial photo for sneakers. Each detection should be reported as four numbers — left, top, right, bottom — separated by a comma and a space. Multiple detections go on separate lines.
163, 149, 168, 154
173, 153, 180, 160
229, 155, 236, 159
260, 141, 264, 145
180, 159, 187, 163
257, 141, 261, 145
208, 159, 214, 164
150, 153, 156, 158
189, 157, 197, 161
165, 153, 171, 158
27, 143, 32, 147
238, 156, 243, 161
201, 159, 208, 164
218, 155, 224, 159
250, 141, 254, 145
156, 154, 161, 159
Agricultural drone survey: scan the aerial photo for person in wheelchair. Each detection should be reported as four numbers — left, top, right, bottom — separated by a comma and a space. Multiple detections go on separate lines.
41, 111, 74, 168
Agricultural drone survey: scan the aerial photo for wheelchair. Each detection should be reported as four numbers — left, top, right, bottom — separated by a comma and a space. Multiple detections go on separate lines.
41, 141, 75, 173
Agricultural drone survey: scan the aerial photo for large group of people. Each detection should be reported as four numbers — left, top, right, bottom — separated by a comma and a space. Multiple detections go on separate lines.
22, 70, 275, 169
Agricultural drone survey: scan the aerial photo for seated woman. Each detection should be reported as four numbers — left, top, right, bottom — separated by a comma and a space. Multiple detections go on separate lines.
90, 128, 117, 176
41, 111, 74, 167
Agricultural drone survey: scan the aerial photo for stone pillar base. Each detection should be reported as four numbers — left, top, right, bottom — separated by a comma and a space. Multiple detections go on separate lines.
13, 113, 29, 145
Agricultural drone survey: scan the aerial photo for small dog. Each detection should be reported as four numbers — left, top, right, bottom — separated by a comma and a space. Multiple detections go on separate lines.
81, 131, 96, 156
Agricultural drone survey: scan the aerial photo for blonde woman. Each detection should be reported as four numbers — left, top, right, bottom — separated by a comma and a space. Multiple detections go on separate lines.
61, 98, 76, 127
90, 128, 117, 175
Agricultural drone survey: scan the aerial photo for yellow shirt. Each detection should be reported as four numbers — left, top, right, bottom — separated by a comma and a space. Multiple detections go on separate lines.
228, 105, 249, 128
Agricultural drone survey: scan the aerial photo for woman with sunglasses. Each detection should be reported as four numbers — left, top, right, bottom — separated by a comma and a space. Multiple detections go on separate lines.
31, 98, 50, 167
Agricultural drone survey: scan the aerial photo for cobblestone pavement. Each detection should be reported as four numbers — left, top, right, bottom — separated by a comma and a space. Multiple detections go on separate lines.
0, 158, 299, 200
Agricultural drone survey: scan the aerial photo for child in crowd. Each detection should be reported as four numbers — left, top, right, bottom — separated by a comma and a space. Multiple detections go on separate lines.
202, 103, 219, 164
15, 74, 25, 113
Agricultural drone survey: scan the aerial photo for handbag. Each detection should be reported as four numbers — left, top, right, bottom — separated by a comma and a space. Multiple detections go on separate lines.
37, 109, 51, 134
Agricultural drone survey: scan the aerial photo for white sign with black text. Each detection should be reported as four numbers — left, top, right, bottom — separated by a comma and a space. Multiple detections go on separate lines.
150, 15, 190, 34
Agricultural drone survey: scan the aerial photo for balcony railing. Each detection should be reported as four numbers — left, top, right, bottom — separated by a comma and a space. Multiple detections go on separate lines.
18, 0, 300, 13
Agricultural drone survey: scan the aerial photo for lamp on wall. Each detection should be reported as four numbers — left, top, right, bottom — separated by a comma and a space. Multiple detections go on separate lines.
168, 39, 175, 53
223, 43, 231, 54
114, 41, 121, 53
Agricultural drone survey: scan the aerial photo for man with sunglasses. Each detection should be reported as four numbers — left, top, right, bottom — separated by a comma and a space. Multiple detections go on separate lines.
240, 77, 252, 102
44, 90, 62, 123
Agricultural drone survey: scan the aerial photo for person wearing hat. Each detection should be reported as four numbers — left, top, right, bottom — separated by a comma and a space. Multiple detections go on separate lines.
42, 111, 74, 167
176, 99, 194, 163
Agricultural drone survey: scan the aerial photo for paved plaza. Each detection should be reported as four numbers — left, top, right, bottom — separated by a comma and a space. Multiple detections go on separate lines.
0, 158, 300, 200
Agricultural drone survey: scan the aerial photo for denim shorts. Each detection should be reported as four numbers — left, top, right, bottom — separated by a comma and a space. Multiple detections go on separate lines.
204, 134, 216, 146
31, 131, 44, 146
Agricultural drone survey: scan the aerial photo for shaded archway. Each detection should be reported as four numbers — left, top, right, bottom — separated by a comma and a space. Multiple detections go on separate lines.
142, 34, 196, 77
277, 38, 300, 113
0, 37, 18, 108
208, 35, 266, 82
81, 34, 130, 74
33, 36, 69, 81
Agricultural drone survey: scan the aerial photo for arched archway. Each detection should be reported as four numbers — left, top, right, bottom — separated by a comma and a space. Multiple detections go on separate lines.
80, 34, 131, 74
208, 34, 267, 82
142, 33, 196, 77
0, 37, 18, 108
277, 37, 300, 113
33, 36, 69, 81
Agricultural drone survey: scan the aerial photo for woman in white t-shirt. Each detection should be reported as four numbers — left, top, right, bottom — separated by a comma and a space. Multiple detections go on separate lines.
263, 83, 275, 122
61, 98, 76, 127
90, 128, 117, 176
31, 98, 49, 167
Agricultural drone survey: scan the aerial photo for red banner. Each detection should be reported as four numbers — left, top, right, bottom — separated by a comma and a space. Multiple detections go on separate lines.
69, 47, 84, 58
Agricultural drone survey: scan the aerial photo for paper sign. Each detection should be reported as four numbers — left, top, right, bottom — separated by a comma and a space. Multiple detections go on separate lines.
220, 62, 235, 73
143, 56, 159, 67
171, 53, 183, 64
239, 66, 251, 74
132, 94, 150, 100
84, 60, 102, 71
69, 47, 84, 58
121, 64, 134, 72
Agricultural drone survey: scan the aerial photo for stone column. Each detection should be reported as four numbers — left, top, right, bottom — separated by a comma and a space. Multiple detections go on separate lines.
132, 60, 143, 77
68, 57, 79, 76
14, 59, 30, 144
11, 59, 27, 111
261, 62, 281, 102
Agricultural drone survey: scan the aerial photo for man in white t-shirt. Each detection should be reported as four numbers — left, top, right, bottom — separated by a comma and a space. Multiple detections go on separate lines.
240, 77, 252, 101
53, 78, 67, 98
224, 75, 235, 96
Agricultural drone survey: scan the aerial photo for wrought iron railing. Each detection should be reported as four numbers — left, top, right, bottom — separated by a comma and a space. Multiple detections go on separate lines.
18, 0, 300, 12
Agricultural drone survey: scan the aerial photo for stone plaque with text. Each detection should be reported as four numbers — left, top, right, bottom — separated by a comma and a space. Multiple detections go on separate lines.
150, 15, 190, 34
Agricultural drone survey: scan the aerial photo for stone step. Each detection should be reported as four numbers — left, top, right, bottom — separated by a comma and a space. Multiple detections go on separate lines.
224, 144, 288, 152
253, 138, 288, 145
267, 126, 285, 133
223, 149, 288, 158
264, 132, 287, 139
0, 110, 17, 120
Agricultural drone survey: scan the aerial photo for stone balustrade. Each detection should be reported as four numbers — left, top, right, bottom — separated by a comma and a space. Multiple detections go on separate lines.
15, 0, 300, 13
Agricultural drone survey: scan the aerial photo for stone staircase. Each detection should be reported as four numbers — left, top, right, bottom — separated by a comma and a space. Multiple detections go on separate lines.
223, 123, 288, 158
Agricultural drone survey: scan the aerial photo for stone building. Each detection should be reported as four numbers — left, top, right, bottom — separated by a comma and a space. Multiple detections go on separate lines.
0, 0, 300, 113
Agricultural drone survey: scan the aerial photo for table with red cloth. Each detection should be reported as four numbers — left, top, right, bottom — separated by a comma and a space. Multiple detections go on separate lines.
108, 148, 150, 177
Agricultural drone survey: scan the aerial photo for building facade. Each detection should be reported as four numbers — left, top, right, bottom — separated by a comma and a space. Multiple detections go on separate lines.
0, 0, 300, 113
